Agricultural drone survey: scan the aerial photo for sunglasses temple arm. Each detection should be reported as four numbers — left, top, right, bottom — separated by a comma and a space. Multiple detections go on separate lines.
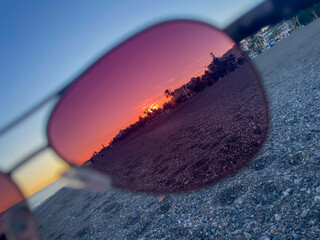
7, 144, 50, 176
0, 84, 70, 138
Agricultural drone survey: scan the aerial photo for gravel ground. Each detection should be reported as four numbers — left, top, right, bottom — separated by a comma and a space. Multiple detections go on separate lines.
35, 18, 320, 240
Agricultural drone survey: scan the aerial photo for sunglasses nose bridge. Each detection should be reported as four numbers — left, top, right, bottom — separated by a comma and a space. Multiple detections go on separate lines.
60, 166, 112, 192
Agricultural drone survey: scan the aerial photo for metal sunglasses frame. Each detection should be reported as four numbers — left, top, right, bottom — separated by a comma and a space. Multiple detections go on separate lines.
0, 0, 318, 176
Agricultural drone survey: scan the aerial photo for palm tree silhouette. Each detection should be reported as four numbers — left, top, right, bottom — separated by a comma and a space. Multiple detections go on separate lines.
164, 89, 172, 98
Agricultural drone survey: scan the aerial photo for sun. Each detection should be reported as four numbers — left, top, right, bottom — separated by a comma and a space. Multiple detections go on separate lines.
143, 104, 159, 115
150, 103, 159, 109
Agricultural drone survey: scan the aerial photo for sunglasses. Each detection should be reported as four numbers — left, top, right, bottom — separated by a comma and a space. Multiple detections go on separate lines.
1, 0, 318, 239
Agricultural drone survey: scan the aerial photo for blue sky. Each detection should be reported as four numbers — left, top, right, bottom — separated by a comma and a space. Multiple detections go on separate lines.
0, 0, 262, 187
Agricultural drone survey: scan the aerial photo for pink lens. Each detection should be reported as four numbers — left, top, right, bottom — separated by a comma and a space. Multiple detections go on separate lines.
48, 20, 269, 193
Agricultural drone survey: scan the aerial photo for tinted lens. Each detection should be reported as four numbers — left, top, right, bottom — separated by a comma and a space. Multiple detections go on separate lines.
48, 20, 269, 193
0, 173, 38, 240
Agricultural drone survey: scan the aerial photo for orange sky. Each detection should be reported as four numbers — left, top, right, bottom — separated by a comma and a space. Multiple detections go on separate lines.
48, 20, 234, 165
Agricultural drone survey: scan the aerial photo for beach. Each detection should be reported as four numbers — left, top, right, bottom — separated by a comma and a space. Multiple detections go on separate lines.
34, 18, 320, 239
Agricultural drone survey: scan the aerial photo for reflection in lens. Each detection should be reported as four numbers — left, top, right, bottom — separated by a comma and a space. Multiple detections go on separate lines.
48, 20, 269, 193
0, 173, 39, 240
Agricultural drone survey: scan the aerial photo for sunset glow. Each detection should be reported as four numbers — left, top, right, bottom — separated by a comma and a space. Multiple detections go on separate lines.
48, 20, 234, 165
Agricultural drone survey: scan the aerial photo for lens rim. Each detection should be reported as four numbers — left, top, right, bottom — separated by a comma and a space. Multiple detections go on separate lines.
46, 19, 270, 192
0, 172, 39, 239
0, 172, 25, 214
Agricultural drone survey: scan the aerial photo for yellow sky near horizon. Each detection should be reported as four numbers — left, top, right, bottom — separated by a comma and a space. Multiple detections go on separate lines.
12, 148, 69, 198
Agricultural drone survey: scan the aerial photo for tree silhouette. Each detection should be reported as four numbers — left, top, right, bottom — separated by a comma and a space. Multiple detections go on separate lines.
164, 89, 172, 98
225, 54, 237, 72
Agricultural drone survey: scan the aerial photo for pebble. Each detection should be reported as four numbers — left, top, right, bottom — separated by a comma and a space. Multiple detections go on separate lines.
316, 186, 320, 193
275, 214, 282, 221
283, 188, 291, 197
244, 232, 251, 239
131, 212, 138, 219
300, 209, 308, 218
274, 178, 283, 189
260, 235, 270, 240
315, 196, 320, 202
235, 235, 245, 240
253, 227, 261, 234
309, 220, 315, 225
237, 198, 244, 204
294, 179, 300, 184
307, 189, 311, 194
293, 233, 301, 239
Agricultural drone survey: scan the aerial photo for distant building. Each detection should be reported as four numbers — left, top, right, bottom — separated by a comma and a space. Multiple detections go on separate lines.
276, 21, 291, 40
171, 84, 194, 101
221, 44, 244, 60
239, 39, 249, 52
260, 26, 272, 46
239, 19, 294, 58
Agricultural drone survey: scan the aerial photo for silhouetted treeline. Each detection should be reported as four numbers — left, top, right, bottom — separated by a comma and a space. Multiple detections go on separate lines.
296, 2, 320, 26
104, 45, 246, 149
107, 100, 177, 147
